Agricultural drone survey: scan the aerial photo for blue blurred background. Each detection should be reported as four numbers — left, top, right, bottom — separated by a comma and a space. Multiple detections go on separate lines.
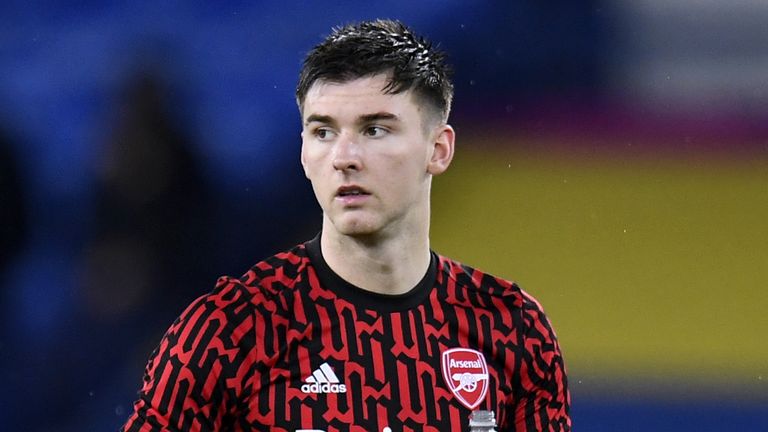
1, 2, 766, 430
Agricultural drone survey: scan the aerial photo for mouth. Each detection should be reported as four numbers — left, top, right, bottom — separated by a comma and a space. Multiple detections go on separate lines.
336, 185, 371, 199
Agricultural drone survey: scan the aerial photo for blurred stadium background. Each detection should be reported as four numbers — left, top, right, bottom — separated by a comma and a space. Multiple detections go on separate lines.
1, 1, 766, 430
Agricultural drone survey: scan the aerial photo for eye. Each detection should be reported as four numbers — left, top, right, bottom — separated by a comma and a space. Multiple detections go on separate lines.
313, 127, 336, 141
363, 126, 388, 138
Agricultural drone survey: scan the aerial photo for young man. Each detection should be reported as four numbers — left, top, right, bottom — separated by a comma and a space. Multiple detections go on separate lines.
122, 19, 570, 431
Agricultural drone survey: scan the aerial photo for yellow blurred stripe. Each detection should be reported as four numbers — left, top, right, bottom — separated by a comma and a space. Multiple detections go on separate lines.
431, 141, 768, 382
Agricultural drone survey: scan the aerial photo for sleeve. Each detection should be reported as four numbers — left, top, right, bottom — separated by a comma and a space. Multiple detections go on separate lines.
121, 278, 257, 432
512, 300, 571, 432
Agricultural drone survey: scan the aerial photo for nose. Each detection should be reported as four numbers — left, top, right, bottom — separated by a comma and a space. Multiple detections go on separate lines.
332, 133, 362, 172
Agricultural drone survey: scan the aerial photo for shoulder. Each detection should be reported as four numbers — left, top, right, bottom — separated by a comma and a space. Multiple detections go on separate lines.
436, 254, 556, 333
436, 254, 529, 305
176, 242, 313, 329
123, 242, 318, 430
238, 243, 312, 292
155, 242, 313, 368
218, 242, 311, 300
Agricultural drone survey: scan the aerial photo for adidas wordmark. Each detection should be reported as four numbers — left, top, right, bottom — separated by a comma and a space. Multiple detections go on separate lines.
301, 362, 347, 394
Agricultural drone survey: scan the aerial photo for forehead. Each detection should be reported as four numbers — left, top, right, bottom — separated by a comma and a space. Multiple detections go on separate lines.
302, 75, 424, 121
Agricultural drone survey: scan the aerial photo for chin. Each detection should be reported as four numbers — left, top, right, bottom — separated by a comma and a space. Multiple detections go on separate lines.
332, 216, 381, 237
338, 224, 379, 237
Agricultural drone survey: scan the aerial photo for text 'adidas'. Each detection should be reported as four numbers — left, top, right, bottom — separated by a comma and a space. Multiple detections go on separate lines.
301, 362, 347, 394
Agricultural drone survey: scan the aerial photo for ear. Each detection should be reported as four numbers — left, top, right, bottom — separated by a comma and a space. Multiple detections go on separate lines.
426, 124, 455, 175
300, 132, 310, 178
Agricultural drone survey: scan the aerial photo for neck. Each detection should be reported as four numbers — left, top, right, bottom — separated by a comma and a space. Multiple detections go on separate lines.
320, 222, 431, 296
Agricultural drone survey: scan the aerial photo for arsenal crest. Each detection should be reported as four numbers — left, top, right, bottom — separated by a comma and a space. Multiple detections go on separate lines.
441, 348, 489, 410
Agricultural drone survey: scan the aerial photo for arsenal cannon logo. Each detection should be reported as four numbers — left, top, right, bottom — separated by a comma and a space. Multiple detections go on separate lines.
441, 348, 489, 410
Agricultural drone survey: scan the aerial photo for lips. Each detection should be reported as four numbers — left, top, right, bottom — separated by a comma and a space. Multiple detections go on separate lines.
335, 185, 371, 205
336, 185, 370, 197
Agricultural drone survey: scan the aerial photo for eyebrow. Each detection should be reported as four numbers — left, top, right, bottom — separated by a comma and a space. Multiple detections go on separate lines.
304, 114, 334, 126
304, 112, 400, 126
359, 112, 399, 123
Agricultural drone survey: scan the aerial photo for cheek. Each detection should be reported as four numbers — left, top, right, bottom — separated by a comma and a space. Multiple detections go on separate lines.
301, 146, 324, 174
385, 159, 426, 194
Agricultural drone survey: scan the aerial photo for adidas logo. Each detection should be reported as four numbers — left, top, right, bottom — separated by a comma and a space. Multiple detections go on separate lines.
300, 362, 347, 394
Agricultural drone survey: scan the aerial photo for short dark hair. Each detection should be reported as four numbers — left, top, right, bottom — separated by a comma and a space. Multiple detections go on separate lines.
296, 19, 453, 124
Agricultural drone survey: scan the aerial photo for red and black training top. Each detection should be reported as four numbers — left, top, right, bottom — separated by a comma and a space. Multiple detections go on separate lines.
122, 236, 570, 431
